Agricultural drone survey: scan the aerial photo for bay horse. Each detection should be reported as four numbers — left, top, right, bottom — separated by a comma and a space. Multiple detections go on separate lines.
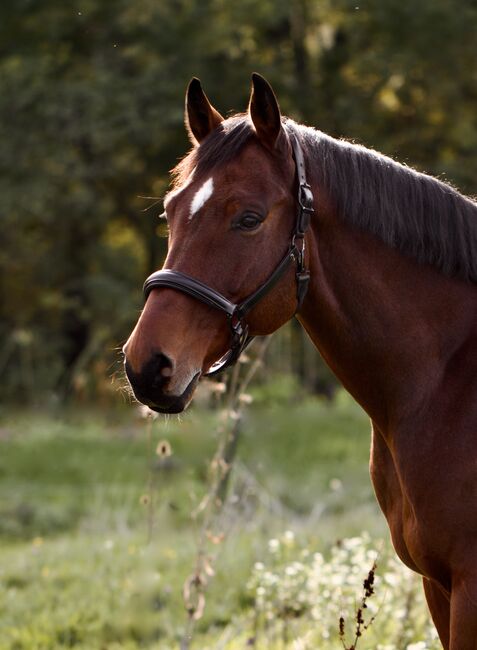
124, 73, 477, 648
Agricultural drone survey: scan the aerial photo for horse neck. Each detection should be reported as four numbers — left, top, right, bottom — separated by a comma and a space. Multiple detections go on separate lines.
299, 205, 476, 431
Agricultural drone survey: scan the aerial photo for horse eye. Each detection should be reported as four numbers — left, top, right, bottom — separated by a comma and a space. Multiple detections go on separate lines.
238, 213, 262, 231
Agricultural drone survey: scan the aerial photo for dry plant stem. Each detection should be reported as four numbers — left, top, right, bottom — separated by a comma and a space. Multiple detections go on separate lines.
216, 339, 270, 506
226, 355, 242, 413
146, 416, 155, 543
339, 562, 377, 650
180, 338, 270, 650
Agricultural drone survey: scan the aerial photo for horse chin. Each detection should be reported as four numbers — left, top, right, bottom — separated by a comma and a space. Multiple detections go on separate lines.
149, 401, 187, 415
141, 371, 201, 415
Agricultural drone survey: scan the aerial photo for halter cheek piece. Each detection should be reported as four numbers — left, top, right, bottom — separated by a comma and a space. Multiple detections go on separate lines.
143, 133, 314, 376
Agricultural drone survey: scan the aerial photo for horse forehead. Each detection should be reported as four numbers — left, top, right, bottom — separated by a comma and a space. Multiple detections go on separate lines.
188, 170, 281, 207
215, 150, 287, 195
167, 146, 288, 215
228, 144, 280, 177
222, 145, 294, 197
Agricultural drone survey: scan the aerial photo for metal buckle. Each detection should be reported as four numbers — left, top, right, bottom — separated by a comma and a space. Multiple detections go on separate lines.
204, 318, 249, 376
297, 237, 306, 270
296, 184, 314, 236
291, 234, 306, 269
298, 183, 314, 213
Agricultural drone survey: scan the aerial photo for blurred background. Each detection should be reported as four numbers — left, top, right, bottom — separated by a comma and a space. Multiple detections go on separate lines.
0, 1, 476, 648
2, 0, 477, 404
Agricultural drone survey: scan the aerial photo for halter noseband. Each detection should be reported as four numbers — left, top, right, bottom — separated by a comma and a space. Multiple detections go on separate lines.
143, 133, 314, 376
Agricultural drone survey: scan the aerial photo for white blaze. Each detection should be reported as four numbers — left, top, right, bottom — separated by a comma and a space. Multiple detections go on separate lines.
189, 178, 214, 219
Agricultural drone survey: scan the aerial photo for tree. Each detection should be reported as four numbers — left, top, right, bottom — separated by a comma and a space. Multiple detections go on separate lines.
0, 0, 475, 401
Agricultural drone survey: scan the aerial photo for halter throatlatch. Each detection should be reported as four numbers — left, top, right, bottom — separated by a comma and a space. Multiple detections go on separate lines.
143, 133, 314, 376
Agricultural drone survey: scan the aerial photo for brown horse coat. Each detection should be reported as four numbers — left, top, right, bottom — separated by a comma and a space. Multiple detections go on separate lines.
124, 75, 477, 648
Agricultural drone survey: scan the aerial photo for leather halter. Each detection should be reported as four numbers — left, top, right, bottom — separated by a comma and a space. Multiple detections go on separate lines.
143, 133, 314, 376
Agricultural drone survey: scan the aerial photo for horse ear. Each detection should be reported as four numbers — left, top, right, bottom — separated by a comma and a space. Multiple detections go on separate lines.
185, 78, 224, 145
248, 72, 283, 150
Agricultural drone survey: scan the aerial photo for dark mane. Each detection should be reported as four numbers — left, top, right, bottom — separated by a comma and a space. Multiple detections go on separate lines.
172, 114, 254, 187
295, 121, 477, 283
173, 115, 477, 283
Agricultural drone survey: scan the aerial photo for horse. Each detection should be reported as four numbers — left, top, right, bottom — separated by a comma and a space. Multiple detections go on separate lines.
123, 73, 477, 648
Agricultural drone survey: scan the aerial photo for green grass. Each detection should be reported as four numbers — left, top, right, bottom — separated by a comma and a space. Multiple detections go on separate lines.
0, 393, 410, 649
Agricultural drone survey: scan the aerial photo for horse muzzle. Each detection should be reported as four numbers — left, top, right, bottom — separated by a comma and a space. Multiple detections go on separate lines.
124, 354, 201, 414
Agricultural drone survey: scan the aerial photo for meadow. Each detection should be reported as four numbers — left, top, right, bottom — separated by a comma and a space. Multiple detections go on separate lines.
0, 386, 438, 649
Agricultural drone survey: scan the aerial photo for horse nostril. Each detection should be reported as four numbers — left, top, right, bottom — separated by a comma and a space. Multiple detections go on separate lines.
151, 352, 174, 388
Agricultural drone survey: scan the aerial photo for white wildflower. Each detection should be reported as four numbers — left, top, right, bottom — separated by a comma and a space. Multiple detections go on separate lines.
268, 538, 280, 553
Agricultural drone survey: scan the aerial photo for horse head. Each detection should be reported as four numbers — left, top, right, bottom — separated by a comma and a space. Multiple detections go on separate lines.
123, 75, 308, 413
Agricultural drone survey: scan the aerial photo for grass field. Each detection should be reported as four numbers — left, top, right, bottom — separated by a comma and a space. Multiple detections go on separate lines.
0, 389, 437, 649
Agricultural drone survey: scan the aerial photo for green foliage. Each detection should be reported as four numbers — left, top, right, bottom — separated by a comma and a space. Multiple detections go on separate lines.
1, 0, 476, 401
247, 531, 440, 649
0, 397, 436, 648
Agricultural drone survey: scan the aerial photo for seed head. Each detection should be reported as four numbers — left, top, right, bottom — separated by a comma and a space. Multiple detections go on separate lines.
156, 440, 172, 457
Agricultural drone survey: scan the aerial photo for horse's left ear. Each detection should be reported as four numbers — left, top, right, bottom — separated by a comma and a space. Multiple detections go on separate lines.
248, 73, 284, 151
185, 78, 224, 145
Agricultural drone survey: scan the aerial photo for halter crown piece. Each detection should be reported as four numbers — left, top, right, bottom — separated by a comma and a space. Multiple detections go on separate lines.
143, 132, 314, 376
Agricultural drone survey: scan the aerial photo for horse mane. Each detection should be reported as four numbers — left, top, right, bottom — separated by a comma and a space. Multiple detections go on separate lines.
171, 114, 253, 188
172, 115, 477, 283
